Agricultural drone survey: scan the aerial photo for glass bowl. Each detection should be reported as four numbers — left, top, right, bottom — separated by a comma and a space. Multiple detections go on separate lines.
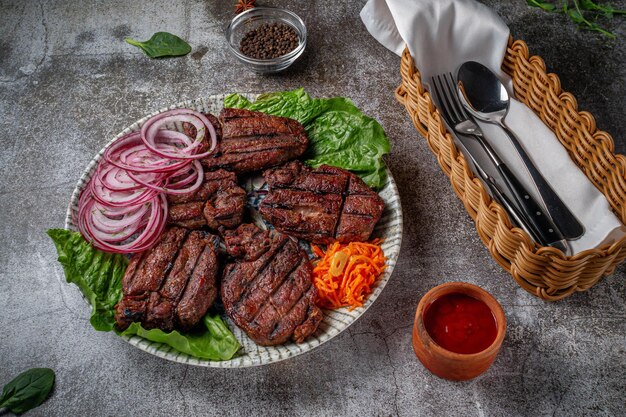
226, 7, 307, 74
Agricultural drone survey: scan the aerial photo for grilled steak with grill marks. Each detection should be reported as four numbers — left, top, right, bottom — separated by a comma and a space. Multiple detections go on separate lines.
114, 227, 220, 332
168, 169, 246, 230
221, 224, 323, 346
200, 108, 308, 174
259, 161, 385, 244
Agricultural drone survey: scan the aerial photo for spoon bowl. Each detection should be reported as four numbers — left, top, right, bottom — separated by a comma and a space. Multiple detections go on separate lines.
457, 62, 510, 119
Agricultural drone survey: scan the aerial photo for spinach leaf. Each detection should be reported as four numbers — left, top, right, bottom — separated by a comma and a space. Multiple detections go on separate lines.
0, 368, 55, 415
118, 314, 241, 361
125, 32, 192, 58
48, 229, 126, 332
224, 89, 391, 189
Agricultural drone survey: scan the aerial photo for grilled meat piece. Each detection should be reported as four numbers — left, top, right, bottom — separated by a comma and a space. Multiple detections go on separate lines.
259, 161, 385, 244
223, 223, 271, 261
168, 169, 246, 230
201, 108, 308, 174
123, 227, 188, 295
114, 227, 220, 332
221, 224, 323, 346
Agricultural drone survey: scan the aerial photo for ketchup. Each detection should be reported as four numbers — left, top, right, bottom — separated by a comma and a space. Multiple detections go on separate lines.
423, 293, 497, 354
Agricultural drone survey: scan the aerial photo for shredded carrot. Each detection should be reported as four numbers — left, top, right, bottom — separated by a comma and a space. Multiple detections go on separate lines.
311, 239, 386, 310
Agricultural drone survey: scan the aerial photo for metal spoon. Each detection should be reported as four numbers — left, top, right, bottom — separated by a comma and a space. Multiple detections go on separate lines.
457, 61, 584, 240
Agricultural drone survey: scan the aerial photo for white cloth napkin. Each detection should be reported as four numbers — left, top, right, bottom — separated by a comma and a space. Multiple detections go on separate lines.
361, 0, 626, 254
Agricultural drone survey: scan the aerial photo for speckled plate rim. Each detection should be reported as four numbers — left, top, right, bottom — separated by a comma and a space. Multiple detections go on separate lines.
64, 94, 403, 368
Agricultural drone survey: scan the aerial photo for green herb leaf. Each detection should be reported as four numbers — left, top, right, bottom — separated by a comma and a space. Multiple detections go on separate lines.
568, 7, 585, 23
0, 368, 55, 414
125, 32, 191, 58
527, 0, 557, 12
224, 89, 391, 189
118, 314, 241, 361
528, 0, 623, 38
48, 229, 126, 332
579, 0, 626, 16
571, 0, 617, 38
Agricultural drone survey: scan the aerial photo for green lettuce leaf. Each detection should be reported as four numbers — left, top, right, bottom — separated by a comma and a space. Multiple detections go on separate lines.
224, 88, 328, 126
48, 229, 240, 360
47, 229, 126, 331
118, 314, 240, 361
224, 89, 391, 189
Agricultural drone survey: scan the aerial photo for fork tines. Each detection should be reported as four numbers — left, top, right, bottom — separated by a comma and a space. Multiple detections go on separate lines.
431, 72, 470, 128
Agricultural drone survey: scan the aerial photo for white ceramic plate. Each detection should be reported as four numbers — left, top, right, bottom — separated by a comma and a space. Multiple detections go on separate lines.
64, 94, 403, 367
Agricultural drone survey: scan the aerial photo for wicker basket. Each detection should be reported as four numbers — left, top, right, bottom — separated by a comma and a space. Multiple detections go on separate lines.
395, 38, 626, 300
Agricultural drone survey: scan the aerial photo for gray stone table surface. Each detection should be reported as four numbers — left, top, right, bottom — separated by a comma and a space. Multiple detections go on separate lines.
1, 1, 624, 416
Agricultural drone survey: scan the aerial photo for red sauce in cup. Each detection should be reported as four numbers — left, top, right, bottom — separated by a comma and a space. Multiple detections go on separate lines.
423, 292, 497, 354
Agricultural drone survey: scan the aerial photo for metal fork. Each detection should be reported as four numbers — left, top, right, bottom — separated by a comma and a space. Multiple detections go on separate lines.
430, 73, 568, 253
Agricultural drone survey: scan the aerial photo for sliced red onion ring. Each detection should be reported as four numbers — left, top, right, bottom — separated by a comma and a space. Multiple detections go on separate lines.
89, 175, 158, 207
127, 160, 203, 195
79, 108, 217, 254
92, 203, 148, 233
104, 132, 190, 173
92, 201, 143, 216
79, 193, 167, 253
97, 163, 141, 192
141, 109, 217, 159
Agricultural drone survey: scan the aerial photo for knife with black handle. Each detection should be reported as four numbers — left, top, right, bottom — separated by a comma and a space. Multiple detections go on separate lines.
454, 133, 569, 254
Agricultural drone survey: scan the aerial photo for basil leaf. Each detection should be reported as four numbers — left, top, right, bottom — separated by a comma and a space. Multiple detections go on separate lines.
48, 229, 126, 332
0, 368, 55, 414
125, 32, 191, 58
118, 314, 241, 361
224, 89, 391, 189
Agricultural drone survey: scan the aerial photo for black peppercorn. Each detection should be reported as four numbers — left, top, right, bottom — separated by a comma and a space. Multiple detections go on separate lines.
239, 22, 299, 59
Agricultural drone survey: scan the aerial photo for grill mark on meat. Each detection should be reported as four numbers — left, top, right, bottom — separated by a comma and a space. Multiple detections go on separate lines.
158, 232, 206, 300
222, 235, 290, 307
126, 228, 189, 295
260, 188, 342, 239
268, 291, 309, 341
331, 172, 350, 238
205, 144, 300, 155
114, 228, 220, 332
257, 256, 311, 330
260, 161, 384, 244
122, 251, 147, 294
176, 240, 219, 328
241, 251, 305, 324
266, 168, 348, 195
221, 224, 322, 345
201, 108, 308, 174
